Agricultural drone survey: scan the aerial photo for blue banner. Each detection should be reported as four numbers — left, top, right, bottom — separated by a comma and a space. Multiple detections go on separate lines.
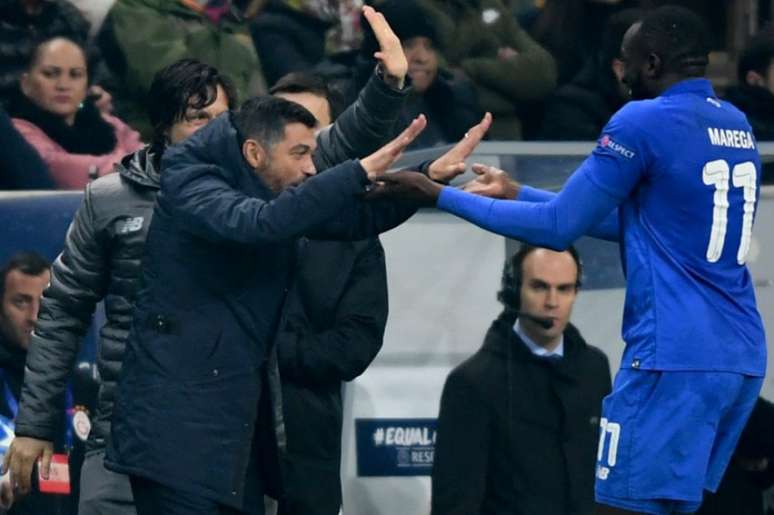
355, 418, 437, 477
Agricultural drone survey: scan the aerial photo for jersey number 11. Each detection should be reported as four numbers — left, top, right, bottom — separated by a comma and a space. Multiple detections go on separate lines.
702, 159, 757, 264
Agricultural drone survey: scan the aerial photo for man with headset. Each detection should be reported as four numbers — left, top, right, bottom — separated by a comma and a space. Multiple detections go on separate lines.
431, 245, 611, 515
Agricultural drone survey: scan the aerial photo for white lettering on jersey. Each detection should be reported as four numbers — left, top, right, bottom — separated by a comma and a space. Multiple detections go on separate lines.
707, 128, 755, 149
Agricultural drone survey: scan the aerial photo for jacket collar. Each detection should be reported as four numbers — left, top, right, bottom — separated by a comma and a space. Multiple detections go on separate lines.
117, 146, 161, 190
483, 312, 588, 378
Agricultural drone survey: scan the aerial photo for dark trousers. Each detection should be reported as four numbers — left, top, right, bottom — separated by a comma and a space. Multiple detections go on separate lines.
130, 430, 265, 515
79, 450, 136, 515
130, 475, 265, 515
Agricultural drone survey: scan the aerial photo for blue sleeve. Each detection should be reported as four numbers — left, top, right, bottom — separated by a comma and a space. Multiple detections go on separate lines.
518, 185, 620, 242
437, 169, 619, 250
436, 106, 650, 248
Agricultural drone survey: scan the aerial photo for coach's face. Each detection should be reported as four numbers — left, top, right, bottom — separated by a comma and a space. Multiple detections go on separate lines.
621, 22, 653, 101
244, 123, 317, 193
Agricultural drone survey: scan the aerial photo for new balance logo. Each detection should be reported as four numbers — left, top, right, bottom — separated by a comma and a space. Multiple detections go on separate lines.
117, 217, 144, 234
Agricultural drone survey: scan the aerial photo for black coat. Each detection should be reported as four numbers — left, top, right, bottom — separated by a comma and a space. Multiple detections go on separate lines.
431, 313, 612, 515
250, 2, 330, 86
724, 85, 774, 140
724, 85, 774, 185
0, 107, 53, 189
104, 113, 415, 508
399, 68, 483, 150
269, 237, 387, 514
537, 61, 625, 141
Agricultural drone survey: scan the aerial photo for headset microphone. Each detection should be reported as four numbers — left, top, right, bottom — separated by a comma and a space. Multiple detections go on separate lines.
517, 312, 554, 330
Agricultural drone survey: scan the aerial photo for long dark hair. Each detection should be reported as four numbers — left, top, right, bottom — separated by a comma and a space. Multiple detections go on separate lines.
146, 58, 237, 156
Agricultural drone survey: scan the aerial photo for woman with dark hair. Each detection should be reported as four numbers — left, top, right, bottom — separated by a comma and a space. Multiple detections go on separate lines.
8, 36, 141, 190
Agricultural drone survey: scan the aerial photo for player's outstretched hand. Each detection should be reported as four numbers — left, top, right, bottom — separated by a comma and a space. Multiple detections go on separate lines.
428, 112, 492, 182
462, 164, 521, 199
360, 115, 427, 180
363, 5, 407, 89
367, 171, 443, 206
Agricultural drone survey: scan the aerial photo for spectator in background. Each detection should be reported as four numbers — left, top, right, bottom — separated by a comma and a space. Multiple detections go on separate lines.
96, 0, 266, 138
357, 0, 483, 149
0, 107, 53, 190
725, 27, 774, 184
0, 0, 114, 113
523, 0, 639, 85
0, 252, 60, 515
432, 246, 611, 515
0, 0, 87, 106
3, 59, 236, 515
252, 0, 364, 87
538, 9, 642, 140
726, 27, 774, 140
270, 72, 345, 127
7, 36, 142, 190
421, 0, 557, 140
0, 252, 98, 515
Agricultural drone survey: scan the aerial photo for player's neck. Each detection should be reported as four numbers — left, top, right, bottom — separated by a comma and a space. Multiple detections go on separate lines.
653, 71, 706, 96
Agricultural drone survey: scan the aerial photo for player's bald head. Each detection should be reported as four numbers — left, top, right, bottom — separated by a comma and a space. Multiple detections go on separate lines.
624, 6, 710, 77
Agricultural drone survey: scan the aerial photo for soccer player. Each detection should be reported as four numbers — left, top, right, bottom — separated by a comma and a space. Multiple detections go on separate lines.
371, 6, 767, 514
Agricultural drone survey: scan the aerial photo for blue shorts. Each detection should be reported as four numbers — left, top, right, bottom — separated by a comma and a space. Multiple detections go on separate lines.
594, 369, 762, 515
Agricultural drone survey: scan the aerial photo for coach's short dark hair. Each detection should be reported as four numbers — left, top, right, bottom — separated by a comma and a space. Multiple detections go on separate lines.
738, 27, 774, 84
497, 245, 582, 314
0, 252, 50, 300
270, 72, 345, 122
232, 96, 317, 149
635, 5, 710, 74
146, 58, 237, 152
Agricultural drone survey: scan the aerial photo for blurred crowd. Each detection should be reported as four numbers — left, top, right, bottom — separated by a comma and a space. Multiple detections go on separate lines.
2, 0, 774, 191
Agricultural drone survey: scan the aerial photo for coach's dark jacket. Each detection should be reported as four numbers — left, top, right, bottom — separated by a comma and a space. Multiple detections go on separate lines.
431, 312, 612, 515
268, 237, 387, 514
14, 70, 409, 456
104, 113, 412, 508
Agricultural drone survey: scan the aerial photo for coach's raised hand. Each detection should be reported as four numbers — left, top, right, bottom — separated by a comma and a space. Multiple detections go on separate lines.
360, 115, 427, 180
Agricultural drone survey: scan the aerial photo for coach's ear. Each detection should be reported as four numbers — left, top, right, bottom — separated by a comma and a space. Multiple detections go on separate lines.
242, 139, 266, 171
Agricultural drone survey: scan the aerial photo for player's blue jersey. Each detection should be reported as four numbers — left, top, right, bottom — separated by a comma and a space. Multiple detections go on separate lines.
586, 78, 766, 375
